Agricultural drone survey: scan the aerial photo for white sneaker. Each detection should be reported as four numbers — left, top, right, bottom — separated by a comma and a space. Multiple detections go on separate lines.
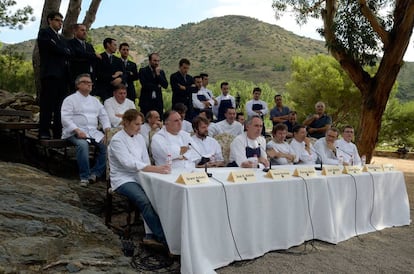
80, 179, 89, 187
88, 174, 97, 184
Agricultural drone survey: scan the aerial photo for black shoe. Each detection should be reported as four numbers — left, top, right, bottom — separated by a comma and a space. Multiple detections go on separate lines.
39, 135, 51, 140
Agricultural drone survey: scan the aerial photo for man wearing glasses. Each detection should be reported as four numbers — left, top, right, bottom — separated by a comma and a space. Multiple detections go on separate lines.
335, 125, 362, 166
37, 11, 71, 139
314, 127, 342, 165
61, 74, 111, 187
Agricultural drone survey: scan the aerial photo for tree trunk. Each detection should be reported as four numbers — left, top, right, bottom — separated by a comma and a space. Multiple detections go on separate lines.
62, 0, 82, 39
33, 0, 62, 102
82, 0, 101, 30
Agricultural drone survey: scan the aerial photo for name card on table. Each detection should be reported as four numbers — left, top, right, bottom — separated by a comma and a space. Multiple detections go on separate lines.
342, 166, 362, 174
362, 164, 384, 172
265, 169, 292, 180
321, 166, 342, 176
176, 172, 209, 185
292, 167, 316, 178
382, 163, 395, 171
227, 170, 256, 183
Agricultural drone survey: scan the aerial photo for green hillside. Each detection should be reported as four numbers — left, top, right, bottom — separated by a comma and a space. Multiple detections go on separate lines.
2, 15, 413, 100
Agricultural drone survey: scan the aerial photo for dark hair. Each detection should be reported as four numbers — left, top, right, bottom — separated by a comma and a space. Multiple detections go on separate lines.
179, 58, 190, 67
288, 110, 297, 115
148, 52, 159, 61
192, 116, 209, 131
119, 42, 129, 50
122, 109, 144, 125
225, 106, 236, 113
72, 23, 85, 31
292, 125, 306, 134
253, 87, 261, 93
272, 123, 288, 134
103, 38, 116, 49
113, 83, 127, 92
200, 73, 208, 79
163, 110, 178, 122
274, 94, 282, 99
236, 112, 244, 118
342, 125, 354, 132
194, 75, 202, 81
220, 82, 229, 88
199, 109, 214, 121
47, 12, 63, 22
172, 103, 187, 113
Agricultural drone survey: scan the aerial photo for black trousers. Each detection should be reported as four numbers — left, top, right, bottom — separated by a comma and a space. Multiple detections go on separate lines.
39, 76, 68, 139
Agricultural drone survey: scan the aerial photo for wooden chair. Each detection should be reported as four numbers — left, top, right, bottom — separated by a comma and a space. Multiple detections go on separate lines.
214, 133, 235, 166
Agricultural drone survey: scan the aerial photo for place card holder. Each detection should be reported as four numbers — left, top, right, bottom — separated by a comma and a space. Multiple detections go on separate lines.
227, 170, 256, 183
176, 172, 210, 185
362, 164, 384, 172
264, 169, 292, 180
292, 167, 316, 177
321, 166, 342, 176
342, 166, 362, 174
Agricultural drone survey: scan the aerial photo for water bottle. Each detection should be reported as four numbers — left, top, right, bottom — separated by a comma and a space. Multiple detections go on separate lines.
166, 154, 172, 171
361, 155, 366, 165
338, 155, 344, 166
252, 154, 258, 168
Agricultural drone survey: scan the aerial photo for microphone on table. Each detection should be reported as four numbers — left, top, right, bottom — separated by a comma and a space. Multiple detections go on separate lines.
309, 145, 323, 171
258, 143, 271, 172
336, 146, 353, 157
188, 143, 212, 177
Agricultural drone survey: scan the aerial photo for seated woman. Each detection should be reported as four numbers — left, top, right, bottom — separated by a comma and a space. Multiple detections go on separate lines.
108, 109, 170, 247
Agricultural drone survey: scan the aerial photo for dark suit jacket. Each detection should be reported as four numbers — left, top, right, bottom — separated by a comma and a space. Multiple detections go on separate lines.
139, 65, 168, 115
37, 27, 71, 79
121, 59, 139, 101
95, 52, 124, 101
67, 38, 98, 88
170, 71, 195, 110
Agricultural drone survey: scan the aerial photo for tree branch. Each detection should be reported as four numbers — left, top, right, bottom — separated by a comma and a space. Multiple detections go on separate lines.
358, 0, 389, 48
82, 0, 101, 30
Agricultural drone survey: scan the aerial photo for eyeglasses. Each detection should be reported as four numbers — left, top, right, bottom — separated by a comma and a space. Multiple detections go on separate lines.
79, 80, 93, 84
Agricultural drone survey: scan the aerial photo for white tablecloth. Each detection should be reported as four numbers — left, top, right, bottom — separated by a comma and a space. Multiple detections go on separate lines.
138, 166, 410, 274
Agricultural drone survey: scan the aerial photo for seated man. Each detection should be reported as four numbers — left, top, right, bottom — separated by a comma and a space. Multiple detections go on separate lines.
314, 127, 342, 165
172, 102, 193, 133
335, 125, 362, 166
104, 83, 136, 127
236, 112, 245, 125
289, 125, 317, 165
151, 110, 201, 169
61, 73, 111, 186
228, 115, 269, 168
303, 101, 332, 139
266, 123, 295, 165
140, 110, 163, 148
284, 110, 299, 139
191, 116, 224, 167
270, 94, 290, 126
208, 107, 244, 137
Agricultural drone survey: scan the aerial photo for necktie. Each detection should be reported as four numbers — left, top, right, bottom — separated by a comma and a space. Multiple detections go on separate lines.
81, 41, 86, 50
109, 55, 112, 64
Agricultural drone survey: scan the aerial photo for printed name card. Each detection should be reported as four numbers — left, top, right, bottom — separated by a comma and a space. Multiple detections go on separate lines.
176, 172, 210, 185
362, 164, 384, 172
382, 163, 395, 171
265, 169, 292, 180
292, 167, 316, 177
321, 166, 342, 176
227, 170, 257, 183
342, 166, 362, 174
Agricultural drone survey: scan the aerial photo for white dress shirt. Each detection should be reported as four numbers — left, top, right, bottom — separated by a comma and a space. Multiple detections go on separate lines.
212, 94, 236, 118
151, 128, 201, 169
335, 138, 362, 166
245, 99, 268, 118
182, 120, 193, 133
289, 138, 317, 165
208, 120, 244, 137
229, 132, 267, 166
266, 140, 295, 165
61, 91, 110, 142
104, 97, 136, 127
314, 137, 339, 165
108, 130, 150, 190
191, 135, 224, 162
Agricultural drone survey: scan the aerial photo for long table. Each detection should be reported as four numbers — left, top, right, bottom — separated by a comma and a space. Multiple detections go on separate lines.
138, 166, 410, 274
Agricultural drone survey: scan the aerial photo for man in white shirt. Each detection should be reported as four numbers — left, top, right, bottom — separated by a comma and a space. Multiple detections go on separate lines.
200, 73, 217, 106
335, 125, 362, 166
229, 115, 269, 168
104, 84, 136, 127
209, 107, 244, 137
314, 127, 341, 165
140, 110, 163, 148
213, 82, 236, 121
266, 123, 295, 165
289, 125, 317, 165
191, 116, 224, 167
151, 110, 201, 169
192, 75, 213, 116
245, 87, 268, 136
61, 73, 111, 186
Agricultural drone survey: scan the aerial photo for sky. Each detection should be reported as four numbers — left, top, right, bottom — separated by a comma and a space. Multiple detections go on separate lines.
1, 0, 414, 61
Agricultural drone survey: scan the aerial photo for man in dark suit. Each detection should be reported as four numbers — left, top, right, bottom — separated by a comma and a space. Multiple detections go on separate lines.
170, 58, 196, 121
67, 23, 101, 92
94, 37, 124, 101
119, 42, 139, 102
139, 53, 168, 117
37, 11, 71, 139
